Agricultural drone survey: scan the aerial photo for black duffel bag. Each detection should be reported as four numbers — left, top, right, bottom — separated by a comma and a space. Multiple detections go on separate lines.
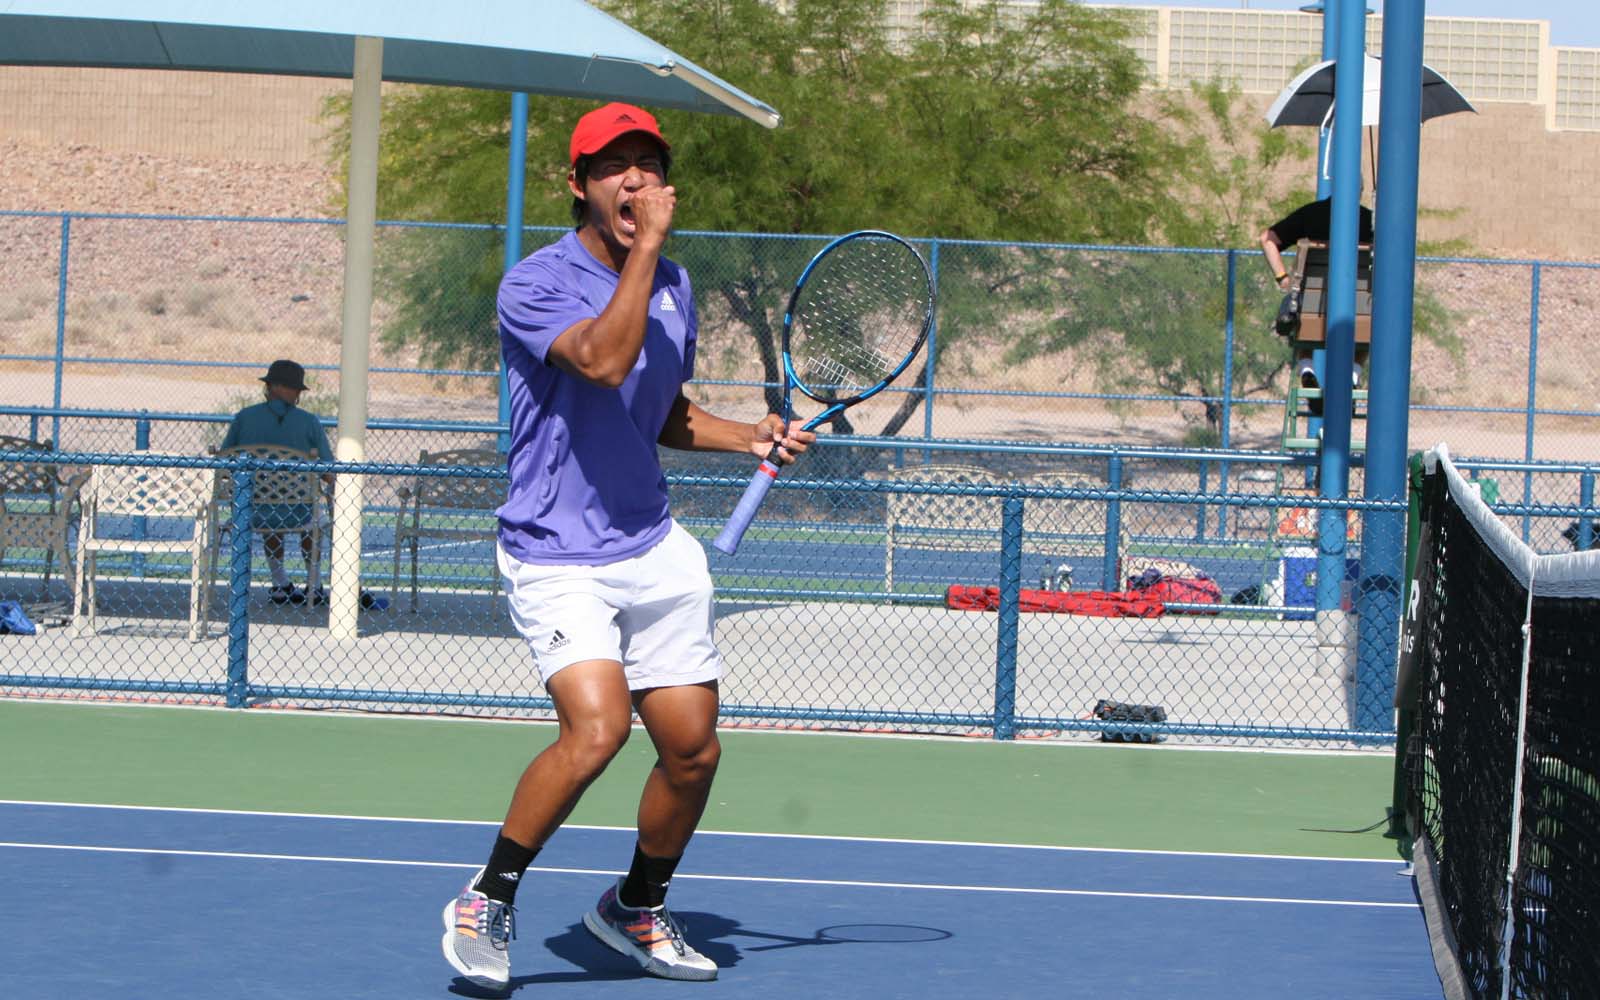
1092, 699, 1168, 744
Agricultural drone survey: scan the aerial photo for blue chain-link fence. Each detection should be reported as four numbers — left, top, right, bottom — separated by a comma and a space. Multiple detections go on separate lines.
3, 211, 1599, 746
2, 445, 1596, 748
3, 211, 1598, 461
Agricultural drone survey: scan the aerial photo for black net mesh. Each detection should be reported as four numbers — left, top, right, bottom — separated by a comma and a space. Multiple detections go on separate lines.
1406, 451, 1600, 1000
1513, 591, 1600, 998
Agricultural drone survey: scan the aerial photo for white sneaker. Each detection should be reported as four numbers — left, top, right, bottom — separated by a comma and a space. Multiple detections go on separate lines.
582, 878, 717, 981
441, 870, 515, 992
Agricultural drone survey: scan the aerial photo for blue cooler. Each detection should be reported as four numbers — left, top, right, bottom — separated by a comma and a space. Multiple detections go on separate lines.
1281, 546, 1361, 620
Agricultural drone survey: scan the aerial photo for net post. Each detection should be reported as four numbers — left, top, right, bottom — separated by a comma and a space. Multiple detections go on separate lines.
1389, 451, 1427, 849
992, 496, 1022, 741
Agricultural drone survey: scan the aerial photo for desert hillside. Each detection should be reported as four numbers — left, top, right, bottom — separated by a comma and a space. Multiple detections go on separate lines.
1, 136, 1596, 464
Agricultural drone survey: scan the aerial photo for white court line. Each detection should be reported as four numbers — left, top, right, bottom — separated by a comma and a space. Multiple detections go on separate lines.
406, 538, 490, 556
0, 841, 1416, 909
0, 799, 1403, 866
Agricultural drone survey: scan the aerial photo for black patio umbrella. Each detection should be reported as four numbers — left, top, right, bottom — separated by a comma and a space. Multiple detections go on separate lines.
1265, 54, 1473, 185
1265, 53, 1474, 130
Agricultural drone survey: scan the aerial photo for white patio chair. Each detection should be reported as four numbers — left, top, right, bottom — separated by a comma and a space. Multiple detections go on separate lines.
391, 448, 503, 611
209, 445, 325, 604
73, 460, 216, 642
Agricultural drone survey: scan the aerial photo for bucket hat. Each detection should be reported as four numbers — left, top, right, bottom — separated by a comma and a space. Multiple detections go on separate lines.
260, 359, 309, 390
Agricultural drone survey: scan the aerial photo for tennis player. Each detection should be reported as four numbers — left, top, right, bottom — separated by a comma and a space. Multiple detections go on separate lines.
441, 102, 814, 991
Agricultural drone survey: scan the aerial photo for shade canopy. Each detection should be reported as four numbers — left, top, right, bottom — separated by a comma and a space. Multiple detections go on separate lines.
1265, 53, 1473, 130
0, 0, 780, 126
1, 0, 780, 638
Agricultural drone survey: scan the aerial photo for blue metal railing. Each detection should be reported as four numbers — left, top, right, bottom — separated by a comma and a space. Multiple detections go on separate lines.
6, 210, 1599, 454
5, 446, 1595, 746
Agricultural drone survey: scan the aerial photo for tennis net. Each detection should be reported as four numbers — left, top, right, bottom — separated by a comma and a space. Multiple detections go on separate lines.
1400, 445, 1600, 1000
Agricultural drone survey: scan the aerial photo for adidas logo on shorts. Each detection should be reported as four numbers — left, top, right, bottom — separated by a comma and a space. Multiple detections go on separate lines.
546, 629, 570, 652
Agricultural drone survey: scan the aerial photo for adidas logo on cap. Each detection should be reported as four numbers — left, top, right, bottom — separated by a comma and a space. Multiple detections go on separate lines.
570, 103, 668, 166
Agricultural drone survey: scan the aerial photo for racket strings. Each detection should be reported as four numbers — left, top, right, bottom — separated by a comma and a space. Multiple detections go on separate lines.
790, 238, 931, 400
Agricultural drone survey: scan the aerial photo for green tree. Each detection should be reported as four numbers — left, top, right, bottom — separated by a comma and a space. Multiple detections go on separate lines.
997, 248, 1287, 440
1163, 78, 1317, 248
325, 0, 1208, 440
890, 0, 1190, 244
947, 78, 1313, 439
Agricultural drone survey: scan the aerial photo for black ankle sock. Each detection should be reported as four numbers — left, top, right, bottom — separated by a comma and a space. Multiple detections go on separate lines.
474, 833, 540, 904
619, 842, 682, 909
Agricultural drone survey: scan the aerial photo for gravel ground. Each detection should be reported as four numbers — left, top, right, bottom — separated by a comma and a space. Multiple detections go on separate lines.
0, 137, 340, 217
2, 136, 1597, 462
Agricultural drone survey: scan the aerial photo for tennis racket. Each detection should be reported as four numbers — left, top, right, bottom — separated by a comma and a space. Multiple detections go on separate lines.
713, 230, 935, 555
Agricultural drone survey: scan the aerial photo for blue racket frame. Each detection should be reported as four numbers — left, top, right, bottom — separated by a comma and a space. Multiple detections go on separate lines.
713, 230, 934, 555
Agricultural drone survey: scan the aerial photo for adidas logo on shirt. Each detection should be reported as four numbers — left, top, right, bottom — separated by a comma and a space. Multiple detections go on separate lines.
659, 289, 676, 312
547, 630, 570, 652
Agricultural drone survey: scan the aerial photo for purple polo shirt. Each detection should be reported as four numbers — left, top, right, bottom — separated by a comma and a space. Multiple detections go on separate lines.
496, 230, 697, 565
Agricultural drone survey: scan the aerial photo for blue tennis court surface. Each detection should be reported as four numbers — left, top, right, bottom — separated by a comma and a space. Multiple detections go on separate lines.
0, 801, 1439, 999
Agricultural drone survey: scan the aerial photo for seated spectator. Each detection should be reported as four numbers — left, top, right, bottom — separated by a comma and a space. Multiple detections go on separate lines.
219, 360, 333, 606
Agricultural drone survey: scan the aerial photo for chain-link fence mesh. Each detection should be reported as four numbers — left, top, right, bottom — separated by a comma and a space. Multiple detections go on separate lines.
4, 213, 1599, 462
4, 212, 1599, 745
3, 449, 1595, 748
1411, 256, 1533, 459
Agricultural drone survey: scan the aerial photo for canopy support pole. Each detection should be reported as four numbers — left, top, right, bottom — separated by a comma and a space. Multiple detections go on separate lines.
329, 34, 382, 642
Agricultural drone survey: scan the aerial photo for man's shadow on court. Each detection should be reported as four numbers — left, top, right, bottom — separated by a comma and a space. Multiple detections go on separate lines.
448, 911, 952, 995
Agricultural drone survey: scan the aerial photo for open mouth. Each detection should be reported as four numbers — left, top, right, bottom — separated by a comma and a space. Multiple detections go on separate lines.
618, 202, 636, 232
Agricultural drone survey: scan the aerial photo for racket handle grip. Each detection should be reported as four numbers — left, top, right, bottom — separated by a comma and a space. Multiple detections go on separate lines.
713, 460, 781, 555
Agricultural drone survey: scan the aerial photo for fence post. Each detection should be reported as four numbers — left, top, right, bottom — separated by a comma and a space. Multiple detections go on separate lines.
1581, 472, 1596, 551
1219, 250, 1236, 540
132, 413, 150, 579
52, 214, 70, 449
922, 239, 939, 464
498, 91, 528, 456
226, 463, 254, 708
1523, 262, 1541, 543
993, 495, 1022, 741
1103, 454, 1123, 590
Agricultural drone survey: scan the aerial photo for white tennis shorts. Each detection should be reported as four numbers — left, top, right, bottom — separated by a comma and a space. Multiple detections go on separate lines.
498, 520, 723, 691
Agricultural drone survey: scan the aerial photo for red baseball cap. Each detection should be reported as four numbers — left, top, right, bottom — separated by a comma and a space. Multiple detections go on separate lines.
569, 102, 670, 167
